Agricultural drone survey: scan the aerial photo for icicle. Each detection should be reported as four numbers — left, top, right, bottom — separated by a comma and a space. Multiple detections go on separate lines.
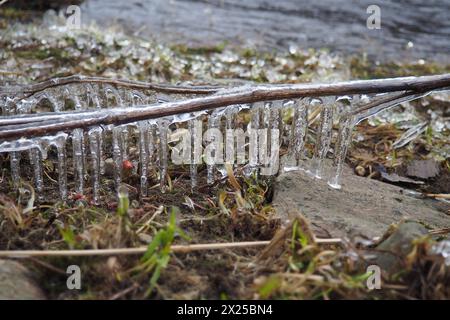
310, 97, 334, 178
104, 84, 123, 107
62, 87, 81, 111
392, 122, 428, 149
148, 123, 157, 171
270, 102, 281, 174
72, 128, 85, 194
86, 83, 102, 109
9, 151, 20, 187
249, 102, 263, 170
258, 102, 282, 175
224, 106, 237, 166
132, 90, 149, 105
98, 127, 105, 175
88, 128, 102, 203
29, 148, 43, 199
328, 115, 355, 189
158, 119, 169, 193
45, 88, 64, 112
138, 121, 150, 198
291, 99, 308, 166
54, 133, 68, 200
206, 110, 222, 185
15, 97, 36, 114
120, 126, 129, 161
189, 118, 202, 188
0, 94, 7, 115
112, 126, 123, 190
85, 84, 105, 174
258, 103, 271, 169
119, 87, 136, 106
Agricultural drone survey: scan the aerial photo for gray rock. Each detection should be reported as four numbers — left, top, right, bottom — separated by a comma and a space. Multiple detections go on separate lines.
407, 159, 440, 179
374, 221, 428, 274
273, 162, 450, 238
0, 259, 46, 300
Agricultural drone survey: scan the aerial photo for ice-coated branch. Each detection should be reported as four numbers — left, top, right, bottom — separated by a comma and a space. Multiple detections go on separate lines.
0, 74, 221, 98
1, 74, 449, 140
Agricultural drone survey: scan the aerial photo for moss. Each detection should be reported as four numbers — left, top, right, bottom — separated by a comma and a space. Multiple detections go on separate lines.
350, 55, 450, 79
0, 7, 33, 20
15, 47, 73, 64
171, 42, 227, 55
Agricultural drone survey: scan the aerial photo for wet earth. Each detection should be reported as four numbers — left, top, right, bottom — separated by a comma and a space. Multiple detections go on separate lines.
81, 0, 450, 63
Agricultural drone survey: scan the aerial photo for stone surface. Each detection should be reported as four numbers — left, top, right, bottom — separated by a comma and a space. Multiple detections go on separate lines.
406, 159, 440, 179
0, 259, 46, 300
374, 221, 428, 274
273, 162, 450, 238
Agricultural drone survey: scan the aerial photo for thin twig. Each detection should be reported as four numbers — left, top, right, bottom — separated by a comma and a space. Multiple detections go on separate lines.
429, 227, 450, 236
0, 75, 221, 97
0, 238, 341, 258
425, 193, 450, 199
109, 283, 140, 300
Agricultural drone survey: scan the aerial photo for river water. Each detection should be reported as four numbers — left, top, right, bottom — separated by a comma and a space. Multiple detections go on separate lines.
80, 0, 450, 62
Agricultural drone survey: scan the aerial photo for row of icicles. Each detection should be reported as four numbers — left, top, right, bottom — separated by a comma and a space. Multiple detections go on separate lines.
0, 82, 368, 203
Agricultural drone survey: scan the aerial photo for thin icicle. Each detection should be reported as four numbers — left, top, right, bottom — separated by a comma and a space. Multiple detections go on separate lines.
9, 151, 20, 187
72, 128, 85, 194
158, 119, 169, 193
206, 109, 222, 185
98, 128, 105, 175
258, 102, 281, 175
249, 102, 263, 170
258, 103, 271, 169
87, 83, 102, 109
120, 126, 129, 161
188, 119, 198, 188
138, 121, 150, 198
88, 127, 102, 203
189, 118, 202, 188
310, 97, 334, 178
112, 126, 123, 190
224, 106, 237, 166
328, 115, 355, 189
148, 123, 157, 171
54, 133, 68, 200
15, 97, 36, 114
291, 98, 308, 167
270, 102, 281, 174
29, 148, 43, 199
104, 84, 123, 107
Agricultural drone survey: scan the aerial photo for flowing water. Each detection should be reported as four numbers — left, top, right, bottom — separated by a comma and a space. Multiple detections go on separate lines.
81, 0, 450, 63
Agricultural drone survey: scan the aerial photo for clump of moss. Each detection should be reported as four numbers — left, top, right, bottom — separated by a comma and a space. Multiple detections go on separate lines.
350, 54, 450, 79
